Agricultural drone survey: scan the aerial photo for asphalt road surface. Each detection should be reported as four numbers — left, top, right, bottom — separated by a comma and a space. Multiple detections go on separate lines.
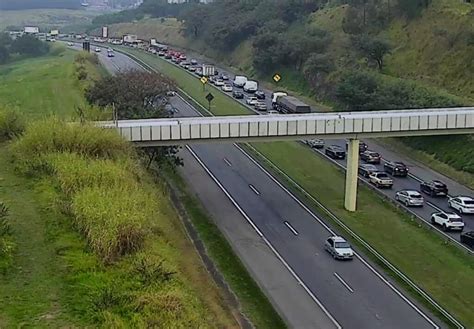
83, 44, 445, 328
148, 46, 474, 250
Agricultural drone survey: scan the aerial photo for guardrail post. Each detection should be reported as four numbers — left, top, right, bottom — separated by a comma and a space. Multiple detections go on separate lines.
345, 139, 359, 211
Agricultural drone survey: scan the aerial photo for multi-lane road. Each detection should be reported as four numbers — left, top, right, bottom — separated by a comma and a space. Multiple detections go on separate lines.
82, 44, 452, 328
150, 47, 474, 251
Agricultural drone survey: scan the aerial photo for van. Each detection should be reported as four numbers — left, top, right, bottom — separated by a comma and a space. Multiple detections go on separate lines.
243, 80, 258, 93
233, 75, 248, 88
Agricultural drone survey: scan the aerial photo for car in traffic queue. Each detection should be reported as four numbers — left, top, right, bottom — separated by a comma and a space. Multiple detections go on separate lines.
220, 74, 229, 80
324, 236, 354, 260
369, 172, 393, 188
254, 101, 267, 111
346, 140, 368, 153
305, 139, 324, 149
255, 91, 266, 99
360, 150, 381, 164
214, 79, 225, 87
420, 180, 448, 197
325, 145, 346, 159
246, 96, 259, 106
384, 161, 408, 177
430, 212, 464, 231
95, 47, 101, 52
190, 59, 198, 65
460, 231, 474, 248
358, 164, 378, 178
448, 196, 474, 214
395, 190, 424, 207
221, 84, 233, 92
232, 90, 244, 99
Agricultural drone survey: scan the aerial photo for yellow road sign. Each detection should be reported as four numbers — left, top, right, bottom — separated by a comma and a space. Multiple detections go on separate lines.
273, 73, 281, 83
200, 76, 208, 84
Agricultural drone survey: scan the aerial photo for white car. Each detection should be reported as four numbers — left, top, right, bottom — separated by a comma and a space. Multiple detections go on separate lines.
246, 97, 258, 105
95, 47, 101, 52
266, 110, 279, 115
448, 196, 474, 214
67, 42, 74, 46
214, 79, 225, 87
324, 236, 354, 260
395, 190, 424, 207
306, 139, 324, 149
430, 212, 464, 231
369, 172, 393, 188
221, 84, 233, 92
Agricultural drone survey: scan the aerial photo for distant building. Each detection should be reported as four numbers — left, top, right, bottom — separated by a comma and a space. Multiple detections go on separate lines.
24, 26, 39, 34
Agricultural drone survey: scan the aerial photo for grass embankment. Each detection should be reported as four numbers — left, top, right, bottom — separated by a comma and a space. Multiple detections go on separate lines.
0, 9, 100, 31
122, 48, 474, 327
0, 53, 238, 326
0, 50, 93, 118
0, 115, 237, 327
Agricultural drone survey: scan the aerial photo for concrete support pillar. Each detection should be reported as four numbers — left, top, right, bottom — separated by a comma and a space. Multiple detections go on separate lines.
345, 139, 360, 212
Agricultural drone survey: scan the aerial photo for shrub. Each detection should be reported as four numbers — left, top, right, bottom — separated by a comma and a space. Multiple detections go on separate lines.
71, 186, 157, 261
0, 106, 25, 141
11, 118, 133, 174
48, 153, 141, 198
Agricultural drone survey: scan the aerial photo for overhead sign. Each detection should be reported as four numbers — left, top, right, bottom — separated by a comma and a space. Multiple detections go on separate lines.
206, 93, 214, 102
273, 73, 281, 83
200, 77, 208, 84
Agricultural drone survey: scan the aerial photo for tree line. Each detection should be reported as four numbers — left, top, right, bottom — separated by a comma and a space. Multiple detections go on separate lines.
0, 34, 50, 65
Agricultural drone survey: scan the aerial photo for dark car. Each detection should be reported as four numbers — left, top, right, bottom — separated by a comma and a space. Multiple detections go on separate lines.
255, 91, 266, 99
360, 150, 381, 164
165, 54, 172, 59
460, 231, 474, 248
346, 141, 368, 153
325, 145, 346, 160
420, 180, 449, 197
358, 164, 378, 177
384, 161, 408, 177
232, 90, 244, 99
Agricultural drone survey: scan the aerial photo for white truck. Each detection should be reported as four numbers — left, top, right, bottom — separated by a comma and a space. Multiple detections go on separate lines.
243, 80, 258, 93
233, 75, 248, 88
202, 64, 215, 77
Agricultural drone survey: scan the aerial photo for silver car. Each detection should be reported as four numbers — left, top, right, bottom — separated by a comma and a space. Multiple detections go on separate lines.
395, 190, 424, 207
324, 236, 354, 260
307, 139, 325, 149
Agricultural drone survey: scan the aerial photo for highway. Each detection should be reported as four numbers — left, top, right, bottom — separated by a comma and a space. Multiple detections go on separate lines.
87, 44, 447, 328
143, 47, 473, 251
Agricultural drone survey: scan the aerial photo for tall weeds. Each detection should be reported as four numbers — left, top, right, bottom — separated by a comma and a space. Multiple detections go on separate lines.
0, 106, 25, 142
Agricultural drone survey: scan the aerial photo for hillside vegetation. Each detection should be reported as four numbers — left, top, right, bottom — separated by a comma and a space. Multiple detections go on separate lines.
0, 51, 238, 327
100, 0, 474, 178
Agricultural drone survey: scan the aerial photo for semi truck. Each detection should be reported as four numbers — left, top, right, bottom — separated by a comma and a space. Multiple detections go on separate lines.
202, 64, 215, 77
273, 95, 311, 114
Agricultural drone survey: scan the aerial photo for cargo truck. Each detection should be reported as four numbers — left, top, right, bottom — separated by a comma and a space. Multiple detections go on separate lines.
274, 95, 311, 114
202, 64, 215, 77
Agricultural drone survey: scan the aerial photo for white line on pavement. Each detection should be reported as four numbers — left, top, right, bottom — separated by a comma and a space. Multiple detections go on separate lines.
284, 221, 299, 236
334, 273, 354, 293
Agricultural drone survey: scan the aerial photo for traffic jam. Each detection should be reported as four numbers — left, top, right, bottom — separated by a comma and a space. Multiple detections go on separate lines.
121, 38, 474, 251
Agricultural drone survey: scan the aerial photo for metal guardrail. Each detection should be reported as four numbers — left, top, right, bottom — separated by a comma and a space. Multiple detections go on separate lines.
110, 47, 466, 329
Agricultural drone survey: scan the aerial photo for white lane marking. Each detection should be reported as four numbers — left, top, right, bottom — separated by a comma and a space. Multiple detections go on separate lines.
284, 221, 299, 236
223, 157, 232, 167
426, 201, 444, 212
334, 273, 354, 293
122, 49, 460, 327
234, 143, 440, 329
248, 184, 260, 195
185, 145, 342, 329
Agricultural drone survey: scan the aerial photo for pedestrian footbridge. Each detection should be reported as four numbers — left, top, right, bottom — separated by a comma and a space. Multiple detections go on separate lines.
101, 107, 474, 147
100, 107, 474, 211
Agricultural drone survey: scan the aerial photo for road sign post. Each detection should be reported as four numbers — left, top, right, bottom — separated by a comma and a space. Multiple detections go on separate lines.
273, 73, 281, 83
205, 92, 214, 112
200, 76, 208, 92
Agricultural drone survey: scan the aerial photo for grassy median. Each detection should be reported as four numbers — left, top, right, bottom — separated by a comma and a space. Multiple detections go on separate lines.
123, 48, 474, 327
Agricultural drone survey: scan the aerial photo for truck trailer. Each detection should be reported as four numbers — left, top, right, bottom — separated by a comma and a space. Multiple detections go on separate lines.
274, 95, 311, 114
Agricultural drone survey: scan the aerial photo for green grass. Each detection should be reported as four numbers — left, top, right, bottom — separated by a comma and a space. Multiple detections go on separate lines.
0, 9, 100, 31
121, 48, 474, 327
166, 168, 286, 329
0, 51, 239, 327
0, 51, 89, 118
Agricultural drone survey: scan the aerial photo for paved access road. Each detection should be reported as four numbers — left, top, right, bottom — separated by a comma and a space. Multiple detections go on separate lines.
87, 44, 444, 328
